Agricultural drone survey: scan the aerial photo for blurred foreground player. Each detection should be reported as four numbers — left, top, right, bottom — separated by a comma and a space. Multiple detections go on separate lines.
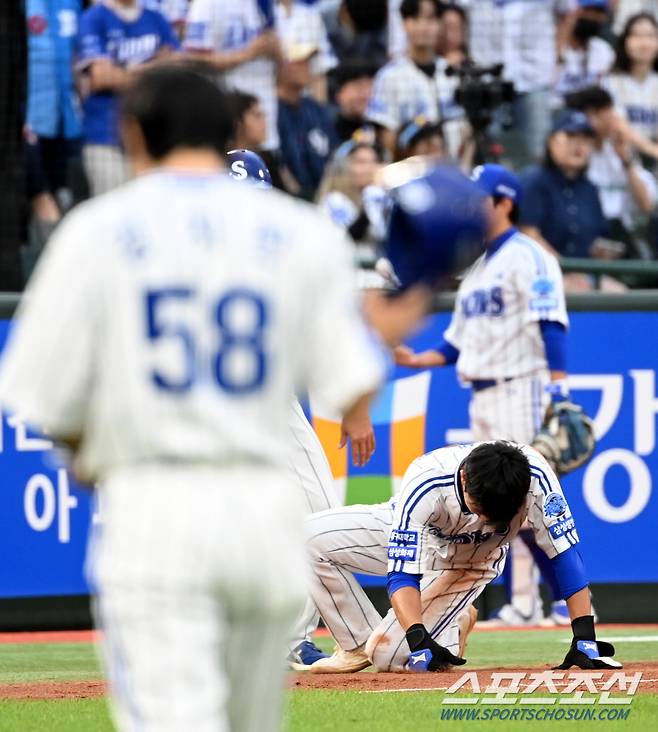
0, 66, 389, 732
226, 147, 376, 670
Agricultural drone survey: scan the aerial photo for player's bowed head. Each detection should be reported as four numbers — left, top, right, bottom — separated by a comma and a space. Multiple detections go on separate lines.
119, 62, 237, 176
365, 164, 488, 346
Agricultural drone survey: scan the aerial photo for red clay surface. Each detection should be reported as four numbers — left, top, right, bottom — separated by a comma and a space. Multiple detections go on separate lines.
291, 662, 658, 694
1, 663, 656, 700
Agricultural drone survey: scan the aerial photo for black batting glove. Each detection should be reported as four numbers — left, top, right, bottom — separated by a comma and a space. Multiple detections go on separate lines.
405, 623, 467, 672
555, 615, 622, 670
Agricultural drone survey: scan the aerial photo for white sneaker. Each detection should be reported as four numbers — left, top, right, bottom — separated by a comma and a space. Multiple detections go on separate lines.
458, 605, 478, 657
478, 603, 543, 628
310, 646, 372, 674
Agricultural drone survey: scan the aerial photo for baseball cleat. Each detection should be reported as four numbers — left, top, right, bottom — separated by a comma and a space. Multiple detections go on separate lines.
309, 646, 371, 674
288, 640, 329, 671
458, 605, 478, 657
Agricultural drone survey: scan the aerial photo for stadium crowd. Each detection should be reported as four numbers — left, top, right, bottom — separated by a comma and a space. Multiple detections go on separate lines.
17, 0, 658, 290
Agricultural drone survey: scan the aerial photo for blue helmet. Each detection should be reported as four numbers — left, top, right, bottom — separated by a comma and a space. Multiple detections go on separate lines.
384, 165, 487, 290
226, 149, 272, 188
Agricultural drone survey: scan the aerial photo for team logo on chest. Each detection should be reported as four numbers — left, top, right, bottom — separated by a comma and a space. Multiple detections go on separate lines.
460, 286, 505, 318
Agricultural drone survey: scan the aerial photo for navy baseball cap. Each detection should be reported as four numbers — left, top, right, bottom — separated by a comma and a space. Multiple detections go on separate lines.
551, 109, 595, 136
384, 165, 487, 290
471, 164, 522, 204
577, 0, 609, 9
226, 149, 272, 188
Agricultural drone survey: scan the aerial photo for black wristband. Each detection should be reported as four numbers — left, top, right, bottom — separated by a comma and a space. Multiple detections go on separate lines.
571, 615, 596, 641
406, 623, 429, 651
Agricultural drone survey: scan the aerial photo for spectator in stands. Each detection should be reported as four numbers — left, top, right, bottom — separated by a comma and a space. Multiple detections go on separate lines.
316, 135, 386, 269
394, 115, 444, 161
323, 0, 388, 71
519, 110, 607, 282
555, 0, 615, 100
277, 43, 337, 200
184, 0, 282, 159
464, 0, 563, 164
77, 0, 178, 195
331, 60, 377, 143
276, 0, 337, 102
605, 13, 658, 160
366, 0, 466, 160
436, 3, 468, 68
567, 86, 657, 258
233, 92, 268, 151
25, 0, 84, 255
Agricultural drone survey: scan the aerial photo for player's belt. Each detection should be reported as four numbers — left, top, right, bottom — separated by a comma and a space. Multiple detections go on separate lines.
471, 377, 514, 393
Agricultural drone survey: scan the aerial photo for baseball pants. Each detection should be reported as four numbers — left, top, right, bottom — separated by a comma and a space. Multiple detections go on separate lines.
306, 503, 505, 671
287, 400, 341, 651
469, 371, 550, 617
88, 464, 307, 732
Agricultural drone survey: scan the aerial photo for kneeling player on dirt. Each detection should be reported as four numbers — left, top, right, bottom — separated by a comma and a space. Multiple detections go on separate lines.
305, 442, 621, 673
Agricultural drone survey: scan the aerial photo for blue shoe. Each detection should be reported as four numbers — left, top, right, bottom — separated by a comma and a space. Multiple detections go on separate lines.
550, 600, 571, 626
288, 640, 329, 671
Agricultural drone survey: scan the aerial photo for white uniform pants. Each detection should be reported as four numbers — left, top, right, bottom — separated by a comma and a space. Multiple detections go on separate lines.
287, 400, 341, 650
306, 504, 504, 671
88, 465, 307, 732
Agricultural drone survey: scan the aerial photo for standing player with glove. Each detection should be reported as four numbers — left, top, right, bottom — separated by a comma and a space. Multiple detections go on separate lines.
395, 164, 594, 627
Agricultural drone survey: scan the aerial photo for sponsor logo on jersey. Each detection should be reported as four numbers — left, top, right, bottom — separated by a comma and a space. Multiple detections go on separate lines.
549, 516, 575, 539
460, 286, 504, 318
544, 492, 568, 518
429, 526, 507, 545
530, 277, 558, 311
388, 545, 417, 561
390, 529, 417, 544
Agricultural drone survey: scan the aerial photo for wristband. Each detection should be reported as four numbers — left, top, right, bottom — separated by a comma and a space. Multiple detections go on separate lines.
546, 379, 570, 403
406, 623, 429, 651
571, 614, 596, 641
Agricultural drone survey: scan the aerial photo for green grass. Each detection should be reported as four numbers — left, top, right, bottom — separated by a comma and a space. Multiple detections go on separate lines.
0, 628, 656, 731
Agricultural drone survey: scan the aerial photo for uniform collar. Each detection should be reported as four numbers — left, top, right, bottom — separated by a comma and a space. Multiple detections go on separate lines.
485, 226, 517, 260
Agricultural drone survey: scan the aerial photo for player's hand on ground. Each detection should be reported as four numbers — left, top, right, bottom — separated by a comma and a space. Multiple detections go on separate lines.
405, 624, 466, 672
339, 406, 375, 468
555, 639, 622, 670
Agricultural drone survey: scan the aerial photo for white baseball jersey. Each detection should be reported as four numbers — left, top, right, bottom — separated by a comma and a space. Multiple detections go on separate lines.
0, 170, 386, 482
588, 139, 658, 228
604, 72, 658, 142
366, 56, 466, 158
555, 38, 615, 99
462, 0, 564, 93
443, 229, 568, 383
184, 0, 279, 149
389, 443, 579, 575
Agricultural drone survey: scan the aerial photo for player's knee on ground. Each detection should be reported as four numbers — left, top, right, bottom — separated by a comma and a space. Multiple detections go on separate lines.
365, 628, 407, 672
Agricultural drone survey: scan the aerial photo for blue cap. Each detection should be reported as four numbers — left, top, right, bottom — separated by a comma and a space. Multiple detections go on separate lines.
226, 149, 272, 188
577, 0, 608, 9
471, 164, 522, 204
384, 165, 487, 290
551, 109, 595, 136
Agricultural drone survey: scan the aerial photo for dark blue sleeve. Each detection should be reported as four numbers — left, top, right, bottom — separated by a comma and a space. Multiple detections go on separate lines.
551, 545, 589, 600
387, 571, 422, 597
518, 169, 547, 229
435, 339, 459, 365
539, 320, 567, 372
